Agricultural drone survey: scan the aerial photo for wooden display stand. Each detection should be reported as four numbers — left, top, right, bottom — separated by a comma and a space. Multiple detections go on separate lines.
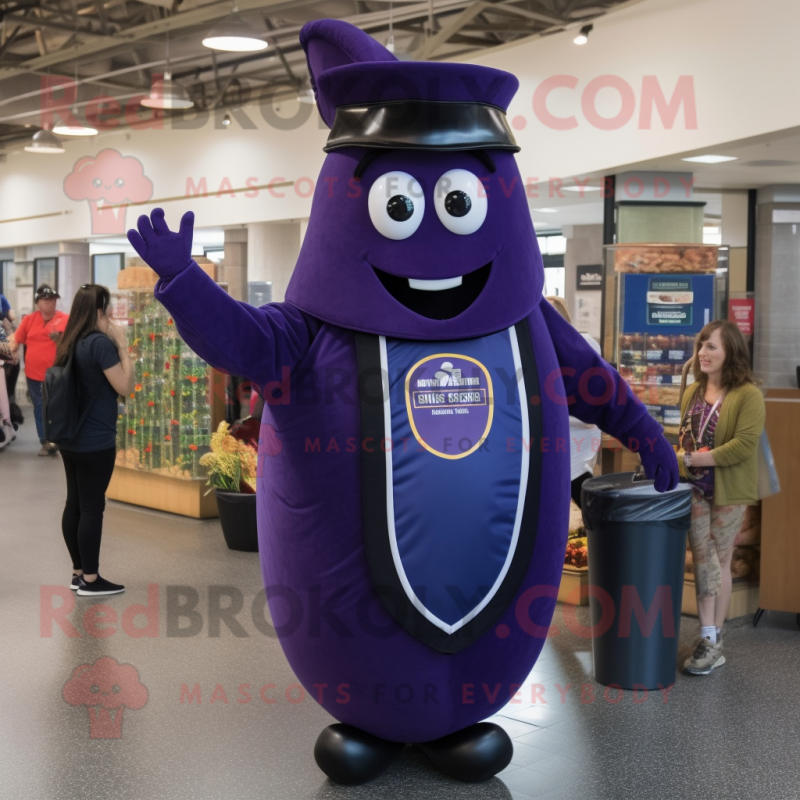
599, 433, 641, 475
107, 263, 228, 519
681, 576, 759, 620
558, 567, 589, 605
107, 468, 219, 518
107, 365, 227, 518
755, 389, 800, 623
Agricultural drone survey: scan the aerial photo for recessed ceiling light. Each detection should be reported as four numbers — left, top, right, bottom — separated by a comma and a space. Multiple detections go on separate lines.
562, 185, 602, 192
533, 208, 558, 212
681, 155, 738, 164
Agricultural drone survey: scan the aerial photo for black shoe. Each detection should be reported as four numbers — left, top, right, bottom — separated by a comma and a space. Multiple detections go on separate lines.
76, 575, 125, 596
418, 722, 512, 783
70, 575, 83, 591
314, 724, 405, 785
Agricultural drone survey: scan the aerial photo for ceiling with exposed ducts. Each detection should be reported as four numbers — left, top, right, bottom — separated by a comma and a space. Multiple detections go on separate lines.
0, 0, 640, 149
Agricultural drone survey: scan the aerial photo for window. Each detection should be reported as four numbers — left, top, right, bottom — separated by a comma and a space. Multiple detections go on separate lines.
203, 247, 225, 264
538, 233, 565, 297
33, 257, 57, 299
92, 253, 125, 292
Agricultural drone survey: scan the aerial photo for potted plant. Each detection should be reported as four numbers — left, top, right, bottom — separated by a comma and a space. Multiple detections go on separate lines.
200, 420, 259, 552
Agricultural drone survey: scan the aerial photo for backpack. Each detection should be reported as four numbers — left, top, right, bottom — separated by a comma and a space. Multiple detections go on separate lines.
43, 332, 102, 445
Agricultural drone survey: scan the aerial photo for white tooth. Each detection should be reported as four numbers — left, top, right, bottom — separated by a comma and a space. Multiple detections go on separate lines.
408, 276, 463, 292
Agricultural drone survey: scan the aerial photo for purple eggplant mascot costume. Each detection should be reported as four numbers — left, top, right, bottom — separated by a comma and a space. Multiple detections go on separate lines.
129, 20, 678, 785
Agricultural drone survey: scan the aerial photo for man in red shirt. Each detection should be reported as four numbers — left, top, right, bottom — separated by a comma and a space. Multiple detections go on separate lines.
8, 285, 69, 455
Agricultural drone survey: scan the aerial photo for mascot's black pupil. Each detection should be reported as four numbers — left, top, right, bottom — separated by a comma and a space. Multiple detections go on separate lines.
386, 195, 414, 222
445, 190, 472, 217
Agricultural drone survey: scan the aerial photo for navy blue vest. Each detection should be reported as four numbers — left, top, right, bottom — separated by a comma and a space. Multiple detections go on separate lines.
356, 320, 542, 653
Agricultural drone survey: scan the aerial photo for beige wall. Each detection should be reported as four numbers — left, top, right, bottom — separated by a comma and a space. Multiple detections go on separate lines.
247, 221, 302, 304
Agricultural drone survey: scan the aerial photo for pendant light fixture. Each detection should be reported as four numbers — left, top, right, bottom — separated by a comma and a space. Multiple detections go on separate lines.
297, 81, 316, 104
386, 0, 395, 52
53, 123, 98, 136
573, 24, 593, 45
141, 32, 194, 110
53, 67, 98, 135
202, 4, 268, 52
24, 127, 65, 154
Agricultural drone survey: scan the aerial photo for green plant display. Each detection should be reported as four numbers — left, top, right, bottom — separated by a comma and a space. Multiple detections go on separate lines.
112, 289, 212, 479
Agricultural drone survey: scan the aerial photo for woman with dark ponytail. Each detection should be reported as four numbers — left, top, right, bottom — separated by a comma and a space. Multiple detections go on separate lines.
55, 284, 134, 596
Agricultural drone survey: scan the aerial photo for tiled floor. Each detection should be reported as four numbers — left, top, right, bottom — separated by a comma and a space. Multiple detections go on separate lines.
2, 414, 799, 800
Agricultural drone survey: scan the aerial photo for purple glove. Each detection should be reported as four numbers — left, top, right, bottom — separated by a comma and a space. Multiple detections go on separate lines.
126, 208, 194, 279
639, 434, 679, 493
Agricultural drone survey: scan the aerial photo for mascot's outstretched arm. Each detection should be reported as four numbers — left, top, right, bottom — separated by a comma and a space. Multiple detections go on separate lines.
540, 299, 679, 492
127, 208, 314, 386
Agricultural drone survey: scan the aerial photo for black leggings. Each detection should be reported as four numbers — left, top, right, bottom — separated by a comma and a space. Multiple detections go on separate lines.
60, 447, 116, 574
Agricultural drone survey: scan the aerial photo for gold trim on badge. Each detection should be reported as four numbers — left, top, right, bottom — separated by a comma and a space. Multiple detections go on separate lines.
404, 352, 494, 460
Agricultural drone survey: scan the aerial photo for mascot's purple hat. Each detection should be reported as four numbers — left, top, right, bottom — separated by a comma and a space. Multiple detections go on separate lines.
301, 19, 520, 150
286, 20, 545, 341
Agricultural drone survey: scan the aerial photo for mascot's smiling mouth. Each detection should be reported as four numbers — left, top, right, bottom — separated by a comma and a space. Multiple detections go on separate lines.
372, 262, 492, 320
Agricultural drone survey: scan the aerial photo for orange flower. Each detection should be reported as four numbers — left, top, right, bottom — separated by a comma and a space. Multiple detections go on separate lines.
188, 444, 198, 451
127, 429, 136, 435
145, 445, 152, 453
189, 376, 198, 384
149, 333, 156, 341
147, 401, 155, 407
143, 372, 149, 377
164, 435, 171, 441
140, 418, 145, 425
168, 318, 174, 325
129, 393, 135, 399
170, 390, 176, 397
171, 419, 179, 425
171, 354, 179, 360
135, 384, 142, 391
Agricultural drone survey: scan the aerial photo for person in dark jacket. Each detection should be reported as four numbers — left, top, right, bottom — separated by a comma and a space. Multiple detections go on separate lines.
8, 285, 68, 455
54, 284, 134, 596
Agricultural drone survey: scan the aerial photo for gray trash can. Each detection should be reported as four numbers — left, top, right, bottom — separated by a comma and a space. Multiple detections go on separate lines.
581, 474, 693, 690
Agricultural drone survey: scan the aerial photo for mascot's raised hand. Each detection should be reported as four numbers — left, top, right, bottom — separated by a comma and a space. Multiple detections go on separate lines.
127, 208, 195, 280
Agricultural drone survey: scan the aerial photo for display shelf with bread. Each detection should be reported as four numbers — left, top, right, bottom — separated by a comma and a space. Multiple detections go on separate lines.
605, 243, 727, 444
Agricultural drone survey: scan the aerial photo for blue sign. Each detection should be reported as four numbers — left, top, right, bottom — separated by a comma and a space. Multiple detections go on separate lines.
621, 273, 714, 335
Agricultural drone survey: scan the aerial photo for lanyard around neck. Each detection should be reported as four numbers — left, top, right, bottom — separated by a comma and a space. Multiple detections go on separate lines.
698, 393, 724, 444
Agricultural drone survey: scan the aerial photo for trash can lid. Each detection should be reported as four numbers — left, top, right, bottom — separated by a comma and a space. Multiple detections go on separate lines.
581, 473, 693, 525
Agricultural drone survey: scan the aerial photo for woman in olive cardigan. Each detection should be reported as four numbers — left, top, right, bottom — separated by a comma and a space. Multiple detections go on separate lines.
678, 320, 765, 676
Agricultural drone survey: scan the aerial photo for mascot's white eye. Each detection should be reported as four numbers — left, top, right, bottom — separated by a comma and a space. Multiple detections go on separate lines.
368, 171, 425, 240
433, 169, 487, 235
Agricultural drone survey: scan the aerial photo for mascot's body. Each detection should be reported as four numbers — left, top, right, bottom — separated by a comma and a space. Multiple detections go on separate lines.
130, 20, 677, 784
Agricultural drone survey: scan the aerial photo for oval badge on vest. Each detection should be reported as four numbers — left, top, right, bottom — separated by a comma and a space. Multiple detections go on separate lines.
405, 352, 493, 459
